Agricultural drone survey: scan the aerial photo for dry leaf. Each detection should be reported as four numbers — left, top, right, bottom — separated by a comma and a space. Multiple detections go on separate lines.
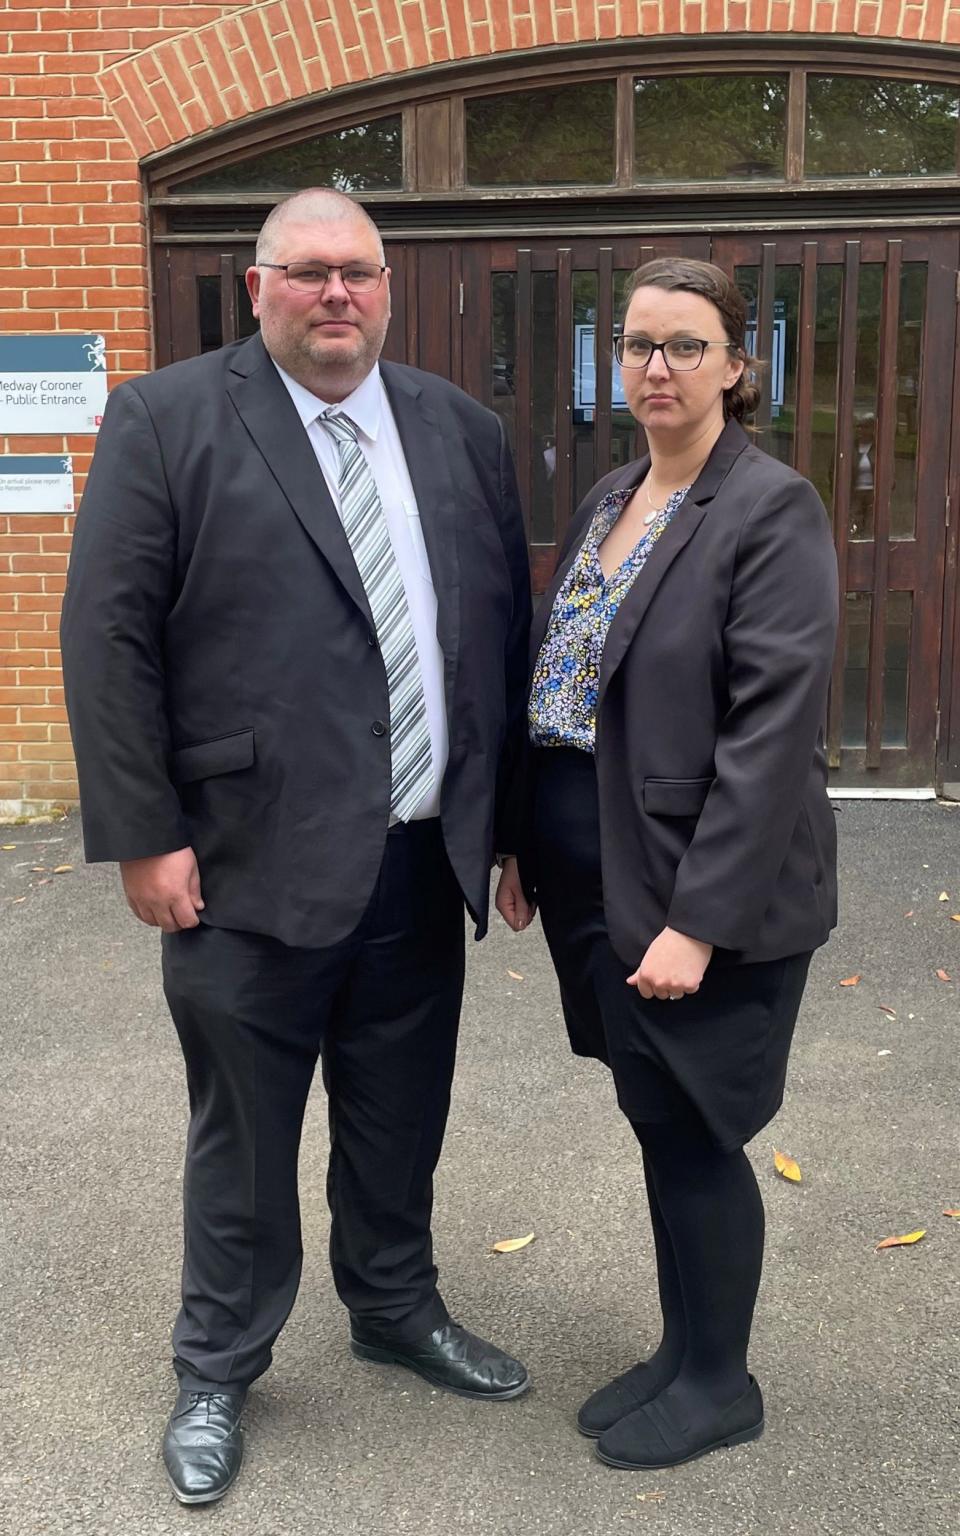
29, 866, 46, 874
951, 915, 960, 923
875, 1229, 926, 1251
936, 969, 952, 983
938, 892, 949, 902
11, 897, 26, 904
1, 844, 16, 850
491, 1232, 535, 1254
52, 864, 73, 874
903, 910, 914, 918
839, 974, 861, 987
774, 1149, 802, 1184
942, 1209, 960, 1219
878, 1004, 897, 1018
878, 1049, 892, 1057
506, 969, 524, 981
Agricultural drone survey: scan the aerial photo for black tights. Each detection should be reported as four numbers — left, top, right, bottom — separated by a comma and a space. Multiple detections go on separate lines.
629, 1115, 765, 1411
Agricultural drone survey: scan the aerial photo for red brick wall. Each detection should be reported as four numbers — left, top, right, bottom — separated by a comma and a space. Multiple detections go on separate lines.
1, 0, 959, 813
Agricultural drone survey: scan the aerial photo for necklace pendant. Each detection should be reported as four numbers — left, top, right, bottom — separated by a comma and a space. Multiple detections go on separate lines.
642, 508, 659, 526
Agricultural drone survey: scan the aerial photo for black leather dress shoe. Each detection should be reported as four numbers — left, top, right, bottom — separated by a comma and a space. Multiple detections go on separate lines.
162, 1390, 245, 1504
595, 1376, 764, 1470
350, 1320, 530, 1400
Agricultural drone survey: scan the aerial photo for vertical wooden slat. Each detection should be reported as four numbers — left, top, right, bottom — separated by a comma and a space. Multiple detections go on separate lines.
786, 68, 807, 184
169, 249, 201, 362
460, 243, 491, 407
755, 242, 776, 433
616, 72, 635, 188
516, 249, 533, 535
595, 246, 613, 479
219, 252, 237, 345
827, 240, 862, 769
793, 242, 818, 477
865, 240, 902, 768
154, 249, 173, 368
450, 244, 463, 390
555, 248, 573, 544
405, 245, 419, 367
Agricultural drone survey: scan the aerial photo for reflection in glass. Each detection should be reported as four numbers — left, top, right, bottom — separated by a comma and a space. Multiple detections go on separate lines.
849, 265, 883, 541
810, 265, 842, 510
842, 592, 871, 748
735, 264, 800, 466
891, 265, 925, 540
173, 117, 403, 192
197, 276, 222, 352
491, 272, 517, 462
806, 77, 959, 178
466, 83, 616, 186
235, 276, 259, 338
635, 75, 787, 181
612, 269, 641, 468
531, 272, 558, 543
883, 592, 912, 748
572, 272, 599, 506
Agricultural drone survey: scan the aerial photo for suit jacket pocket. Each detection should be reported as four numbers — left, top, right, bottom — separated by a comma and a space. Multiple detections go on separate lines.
642, 776, 713, 816
171, 728, 255, 786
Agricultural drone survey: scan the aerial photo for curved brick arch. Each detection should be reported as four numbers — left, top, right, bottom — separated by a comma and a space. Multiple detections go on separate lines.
99, 0, 960, 158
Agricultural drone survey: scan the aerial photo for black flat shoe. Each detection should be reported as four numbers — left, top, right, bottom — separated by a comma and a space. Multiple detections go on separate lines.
595, 1377, 764, 1470
577, 1361, 669, 1438
162, 1389, 245, 1504
350, 1320, 530, 1401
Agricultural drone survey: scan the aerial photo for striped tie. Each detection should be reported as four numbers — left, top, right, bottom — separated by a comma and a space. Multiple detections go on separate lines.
321, 411, 435, 822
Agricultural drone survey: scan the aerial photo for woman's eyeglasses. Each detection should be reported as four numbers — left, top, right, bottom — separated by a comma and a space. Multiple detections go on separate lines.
614, 336, 738, 371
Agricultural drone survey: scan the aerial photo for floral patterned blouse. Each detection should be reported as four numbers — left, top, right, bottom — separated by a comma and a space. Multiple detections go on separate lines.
528, 483, 690, 753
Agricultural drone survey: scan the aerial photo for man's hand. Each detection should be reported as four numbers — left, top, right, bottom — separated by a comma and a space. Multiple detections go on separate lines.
495, 856, 536, 933
119, 847, 204, 933
627, 926, 713, 1001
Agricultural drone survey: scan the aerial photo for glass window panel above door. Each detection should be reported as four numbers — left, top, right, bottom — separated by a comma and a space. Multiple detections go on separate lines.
465, 82, 616, 186
171, 116, 403, 192
805, 77, 960, 177
634, 75, 787, 181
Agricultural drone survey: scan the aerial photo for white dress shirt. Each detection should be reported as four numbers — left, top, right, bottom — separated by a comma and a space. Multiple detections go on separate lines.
273, 360, 447, 820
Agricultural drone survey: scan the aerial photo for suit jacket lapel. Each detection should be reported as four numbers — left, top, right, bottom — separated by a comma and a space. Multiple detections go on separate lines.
598, 419, 750, 703
225, 334, 375, 626
380, 361, 460, 669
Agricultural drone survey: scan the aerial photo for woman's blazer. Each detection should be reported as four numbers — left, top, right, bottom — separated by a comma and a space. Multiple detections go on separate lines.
521, 418, 840, 969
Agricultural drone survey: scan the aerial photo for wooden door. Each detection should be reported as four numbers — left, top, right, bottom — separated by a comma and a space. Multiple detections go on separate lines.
711, 230, 958, 788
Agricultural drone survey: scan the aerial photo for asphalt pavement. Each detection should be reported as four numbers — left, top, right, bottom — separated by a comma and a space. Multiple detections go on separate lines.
1, 800, 958, 1535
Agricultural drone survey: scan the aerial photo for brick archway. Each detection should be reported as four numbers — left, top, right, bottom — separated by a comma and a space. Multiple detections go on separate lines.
99, 0, 960, 157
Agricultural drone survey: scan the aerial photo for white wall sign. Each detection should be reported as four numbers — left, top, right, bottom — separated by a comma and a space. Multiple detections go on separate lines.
0, 455, 74, 514
0, 334, 107, 433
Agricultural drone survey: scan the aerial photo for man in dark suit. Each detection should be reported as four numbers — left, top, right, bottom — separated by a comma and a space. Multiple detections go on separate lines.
61, 189, 532, 1506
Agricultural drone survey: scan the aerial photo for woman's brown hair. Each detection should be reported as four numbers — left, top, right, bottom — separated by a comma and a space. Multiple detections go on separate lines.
621, 258, 764, 423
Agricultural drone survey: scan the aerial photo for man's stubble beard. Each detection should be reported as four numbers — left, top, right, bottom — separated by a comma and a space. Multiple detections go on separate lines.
265, 308, 390, 398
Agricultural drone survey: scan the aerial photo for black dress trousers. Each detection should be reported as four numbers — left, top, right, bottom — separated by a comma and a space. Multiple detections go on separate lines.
533, 747, 812, 1153
161, 818, 465, 1393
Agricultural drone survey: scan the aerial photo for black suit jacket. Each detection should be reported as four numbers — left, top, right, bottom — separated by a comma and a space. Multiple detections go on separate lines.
61, 333, 531, 948
520, 419, 840, 968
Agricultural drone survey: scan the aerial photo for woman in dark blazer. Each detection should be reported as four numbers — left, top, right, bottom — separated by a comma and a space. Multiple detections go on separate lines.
496, 258, 839, 1471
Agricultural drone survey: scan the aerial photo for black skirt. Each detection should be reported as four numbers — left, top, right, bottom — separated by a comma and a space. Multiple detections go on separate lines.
532, 746, 811, 1153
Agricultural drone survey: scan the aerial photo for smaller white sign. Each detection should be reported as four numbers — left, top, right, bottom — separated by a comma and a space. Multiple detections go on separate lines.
0, 334, 107, 433
0, 455, 74, 514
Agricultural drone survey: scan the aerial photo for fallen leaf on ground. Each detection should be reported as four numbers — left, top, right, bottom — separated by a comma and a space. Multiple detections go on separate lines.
951, 915, 960, 923
875, 1229, 926, 1251
903, 910, 914, 918
491, 1232, 535, 1254
29, 866, 46, 873
10, 897, 26, 904
878, 1049, 892, 1057
52, 864, 73, 874
774, 1149, 802, 1183
939, 892, 949, 902
878, 1004, 897, 1018
942, 1209, 960, 1219
839, 974, 861, 987
936, 969, 952, 982
1, 844, 15, 850
506, 969, 524, 981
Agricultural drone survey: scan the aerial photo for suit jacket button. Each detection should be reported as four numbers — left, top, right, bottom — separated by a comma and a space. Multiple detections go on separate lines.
371, 720, 387, 737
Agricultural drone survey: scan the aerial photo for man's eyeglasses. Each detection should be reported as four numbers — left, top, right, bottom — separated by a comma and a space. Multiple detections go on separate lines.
258, 261, 386, 294
614, 336, 738, 371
